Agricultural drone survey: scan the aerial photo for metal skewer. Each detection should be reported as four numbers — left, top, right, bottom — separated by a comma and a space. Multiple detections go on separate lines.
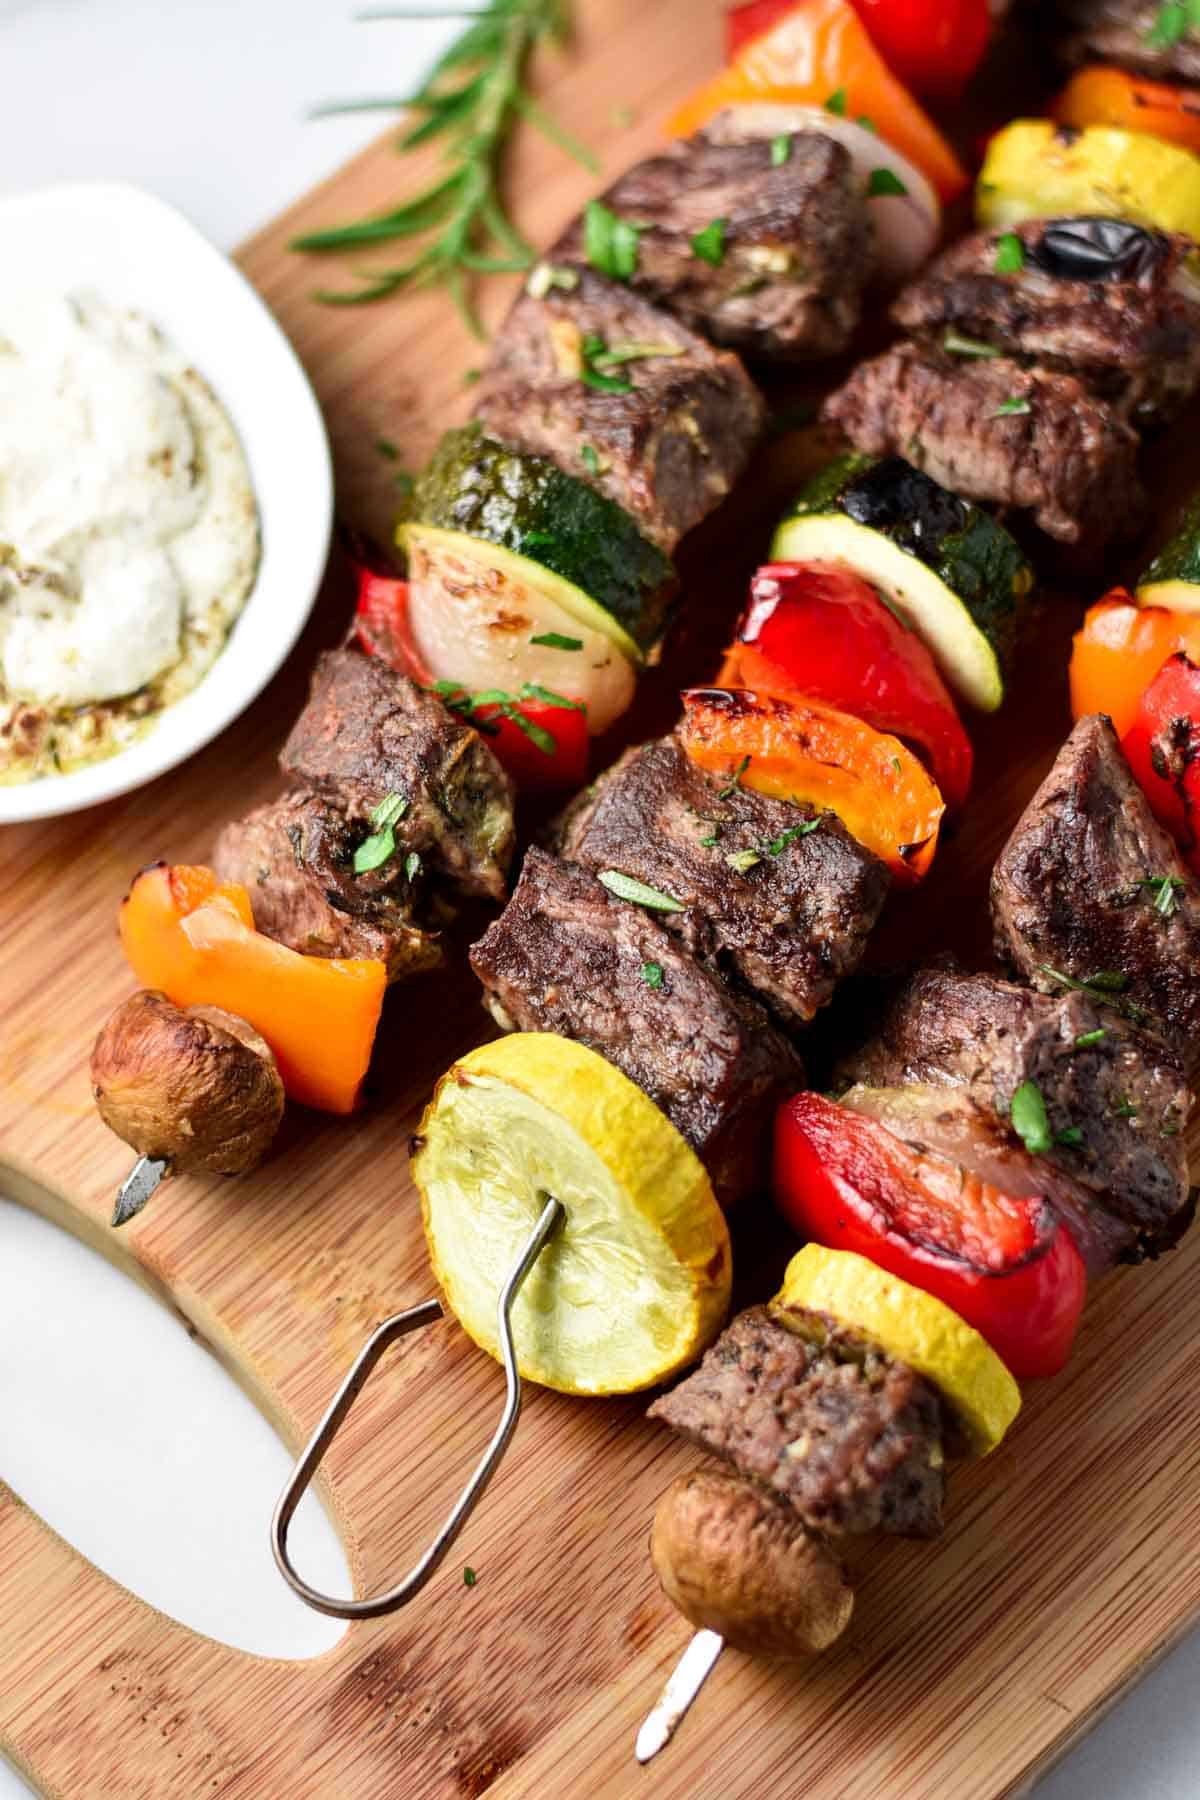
271, 1192, 564, 1620
635, 1629, 725, 1763
111, 1154, 171, 1228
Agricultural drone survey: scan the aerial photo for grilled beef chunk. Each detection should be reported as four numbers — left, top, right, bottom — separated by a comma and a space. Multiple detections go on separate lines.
469, 850, 801, 1206
835, 964, 1193, 1263
472, 269, 765, 554
557, 736, 889, 1029
1058, 0, 1200, 82
992, 713, 1200, 1055
891, 220, 1200, 425
280, 649, 515, 903
823, 340, 1144, 546
648, 1306, 946, 1538
214, 790, 444, 983
550, 127, 870, 363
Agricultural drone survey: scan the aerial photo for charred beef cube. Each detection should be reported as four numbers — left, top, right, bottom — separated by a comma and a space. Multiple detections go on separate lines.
557, 735, 889, 1030
214, 790, 443, 983
648, 1306, 946, 1538
992, 713, 1200, 1056
472, 268, 765, 554
891, 219, 1200, 426
1058, 0, 1200, 83
823, 340, 1144, 547
469, 850, 801, 1208
279, 649, 515, 904
835, 964, 1193, 1265
550, 127, 869, 364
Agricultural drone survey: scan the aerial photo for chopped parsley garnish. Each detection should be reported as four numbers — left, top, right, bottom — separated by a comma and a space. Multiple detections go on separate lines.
1010, 1080, 1052, 1156
1140, 874, 1186, 917
770, 134, 792, 167
1075, 1028, 1107, 1049
891, 756, 903, 775
994, 231, 1026, 274
726, 848, 762, 874
1113, 1097, 1139, 1120
1040, 963, 1126, 996
375, 436, 400, 460
825, 87, 848, 115
354, 791, 409, 875
699, 831, 720, 847
1056, 1126, 1084, 1148
867, 167, 908, 199
641, 961, 664, 989
428, 681, 579, 756
598, 870, 686, 912
943, 328, 1003, 359
718, 755, 751, 800
691, 218, 729, 267
530, 631, 583, 651
391, 469, 415, 497
584, 199, 642, 282
856, 114, 876, 132
579, 442, 603, 476
580, 335, 683, 391
405, 851, 422, 882
463, 1566, 477, 1587
992, 395, 1032, 418
463, 367, 481, 385
520, 683, 585, 710
1145, 1, 1200, 48
764, 819, 820, 856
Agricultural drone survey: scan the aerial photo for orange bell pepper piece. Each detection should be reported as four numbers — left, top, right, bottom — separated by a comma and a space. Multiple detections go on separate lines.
1055, 65, 1200, 157
667, 0, 968, 203
678, 687, 943, 883
119, 864, 387, 1115
1069, 593, 1200, 740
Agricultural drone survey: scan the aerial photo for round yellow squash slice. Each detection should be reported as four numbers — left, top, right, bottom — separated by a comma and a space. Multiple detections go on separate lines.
977, 120, 1200, 240
412, 1033, 731, 1395
771, 1244, 1021, 1456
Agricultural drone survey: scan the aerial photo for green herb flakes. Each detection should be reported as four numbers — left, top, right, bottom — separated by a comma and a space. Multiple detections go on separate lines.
992, 396, 1032, 418
867, 167, 908, 199
764, 820, 820, 856
463, 1566, 477, 1588
770, 134, 792, 167
1113, 1098, 1139, 1120
641, 961, 665, 989
825, 88, 848, 115
1075, 1028, 1107, 1049
354, 791, 409, 875
1140, 874, 1186, 918
1010, 1080, 1053, 1156
530, 631, 583, 651
691, 218, 729, 267
584, 199, 642, 281
597, 870, 686, 912
718, 755, 751, 800
580, 332, 633, 393
1145, 1, 1200, 48
579, 442, 602, 476
943, 328, 1003, 359
994, 231, 1026, 273
1056, 1126, 1084, 1148
375, 436, 400, 460
726, 848, 762, 874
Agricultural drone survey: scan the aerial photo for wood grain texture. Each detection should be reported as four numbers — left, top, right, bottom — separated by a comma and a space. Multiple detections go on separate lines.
2, 5, 1198, 1796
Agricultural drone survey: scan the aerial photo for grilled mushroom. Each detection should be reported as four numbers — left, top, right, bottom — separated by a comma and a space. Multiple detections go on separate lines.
650, 1468, 853, 1658
91, 990, 285, 1197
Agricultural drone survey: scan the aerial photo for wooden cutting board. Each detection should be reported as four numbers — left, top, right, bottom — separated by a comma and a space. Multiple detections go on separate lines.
4, 5, 1200, 1796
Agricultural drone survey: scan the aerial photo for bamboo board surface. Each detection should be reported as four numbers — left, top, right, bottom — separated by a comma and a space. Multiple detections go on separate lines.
3, 5, 1200, 1796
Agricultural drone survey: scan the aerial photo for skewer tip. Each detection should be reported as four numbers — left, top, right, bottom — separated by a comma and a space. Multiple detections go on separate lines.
112, 1154, 170, 1228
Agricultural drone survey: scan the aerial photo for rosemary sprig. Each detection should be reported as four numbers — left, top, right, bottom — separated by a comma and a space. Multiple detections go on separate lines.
293, 0, 595, 334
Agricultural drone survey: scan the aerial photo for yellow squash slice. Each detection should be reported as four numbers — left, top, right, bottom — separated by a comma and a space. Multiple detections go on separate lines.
771, 1244, 1021, 1456
977, 120, 1200, 241
412, 1033, 731, 1395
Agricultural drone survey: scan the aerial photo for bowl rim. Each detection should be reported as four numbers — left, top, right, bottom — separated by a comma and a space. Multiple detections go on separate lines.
0, 178, 334, 826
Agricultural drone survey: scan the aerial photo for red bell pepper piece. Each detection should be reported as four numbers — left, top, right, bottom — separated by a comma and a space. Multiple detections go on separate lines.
726, 0, 991, 101
1121, 652, 1200, 876
353, 565, 435, 688
718, 561, 973, 812
772, 1092, 1087, 1380
469, 692, 589, 793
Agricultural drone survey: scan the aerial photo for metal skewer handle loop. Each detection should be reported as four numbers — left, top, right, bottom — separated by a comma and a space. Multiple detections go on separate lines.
271, 1193, 565, 1620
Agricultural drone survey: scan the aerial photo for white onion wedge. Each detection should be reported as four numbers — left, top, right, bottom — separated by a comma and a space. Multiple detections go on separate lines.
706, 103, 942, 284
405, 527, 636, 736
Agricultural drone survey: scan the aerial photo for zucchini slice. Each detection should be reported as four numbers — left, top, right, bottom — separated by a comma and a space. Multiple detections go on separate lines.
770, 454, 1034, 713
404, 427, 677, 659
1137, 489, 1200, 615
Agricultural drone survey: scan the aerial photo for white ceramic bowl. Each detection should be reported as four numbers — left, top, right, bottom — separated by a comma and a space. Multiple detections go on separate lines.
0, 180, 333, 825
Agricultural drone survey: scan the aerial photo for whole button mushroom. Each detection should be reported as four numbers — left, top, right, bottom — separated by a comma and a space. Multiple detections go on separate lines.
650, 1468, 854, 1658
91, 989, 285, 1225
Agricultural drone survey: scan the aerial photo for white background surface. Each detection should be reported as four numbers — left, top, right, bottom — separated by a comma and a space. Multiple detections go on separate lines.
2, 4, 1199, 1796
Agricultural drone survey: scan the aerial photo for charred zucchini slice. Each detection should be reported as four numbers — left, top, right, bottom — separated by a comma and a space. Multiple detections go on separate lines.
1137, 488, 1200, 615
770, 454, 1034, 713
403, 427, 677, 659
